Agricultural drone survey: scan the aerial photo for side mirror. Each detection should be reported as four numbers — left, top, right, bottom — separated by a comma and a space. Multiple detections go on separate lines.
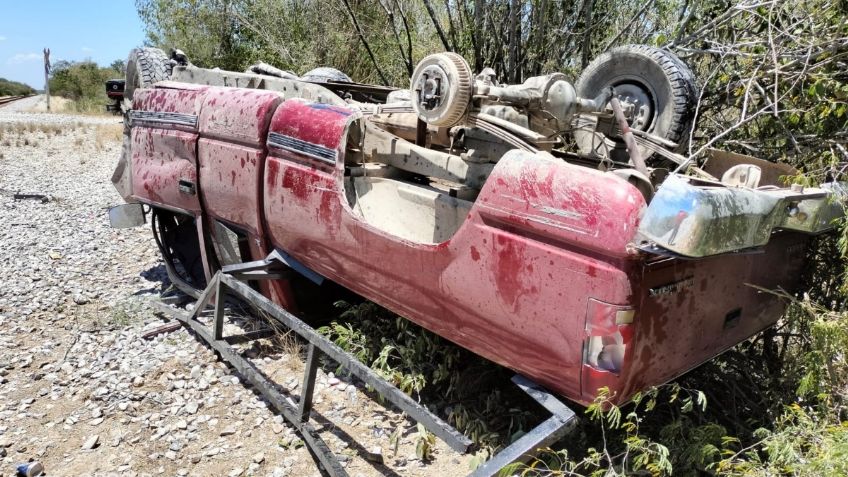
108, 203, 146, 228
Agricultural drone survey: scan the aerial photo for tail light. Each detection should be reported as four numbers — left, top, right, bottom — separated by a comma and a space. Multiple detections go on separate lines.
582, 299, 635, 399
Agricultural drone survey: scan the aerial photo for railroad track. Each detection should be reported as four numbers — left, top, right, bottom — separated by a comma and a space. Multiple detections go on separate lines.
0, 95, 34, 107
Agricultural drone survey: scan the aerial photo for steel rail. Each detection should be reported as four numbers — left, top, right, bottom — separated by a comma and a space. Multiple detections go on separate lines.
0, 95, 34, 107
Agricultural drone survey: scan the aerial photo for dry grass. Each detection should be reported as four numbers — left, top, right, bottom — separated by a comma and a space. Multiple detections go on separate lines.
0, 122, 68, 148
94, 123, 123, 151
1, 122, 64, 137
22, 95, 71, 113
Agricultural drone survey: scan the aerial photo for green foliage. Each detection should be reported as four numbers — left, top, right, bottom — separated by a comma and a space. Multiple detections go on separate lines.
414, 422, 437, 461
48, 59, 124, 112
0, 77, 35, 96
318, 301, 455, 396
715, 404, 848, 476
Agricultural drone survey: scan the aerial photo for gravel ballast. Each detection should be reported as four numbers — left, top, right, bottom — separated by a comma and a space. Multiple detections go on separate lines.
0, 99, 468, 477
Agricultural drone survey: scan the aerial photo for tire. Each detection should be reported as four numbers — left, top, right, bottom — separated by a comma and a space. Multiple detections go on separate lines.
152, 209, 207, 291
301, 67, 352, 83
124, 47, 170, 105
575, 45, 697, 159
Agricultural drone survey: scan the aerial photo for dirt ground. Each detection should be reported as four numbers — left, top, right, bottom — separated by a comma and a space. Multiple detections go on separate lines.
0, 96, 473, 477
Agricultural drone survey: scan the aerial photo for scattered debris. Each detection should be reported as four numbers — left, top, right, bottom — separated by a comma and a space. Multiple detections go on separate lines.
141, 321, 182, 340
12, 193, 49, 203
81, 435, 99, 450
365, 446, 384, 464
15, 461, 44, 477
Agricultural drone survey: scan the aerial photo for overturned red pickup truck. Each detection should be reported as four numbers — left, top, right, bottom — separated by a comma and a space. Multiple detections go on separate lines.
110, 46, 844, 406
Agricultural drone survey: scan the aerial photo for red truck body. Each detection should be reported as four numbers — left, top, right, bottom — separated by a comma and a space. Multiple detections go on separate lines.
126, 82, 809, 406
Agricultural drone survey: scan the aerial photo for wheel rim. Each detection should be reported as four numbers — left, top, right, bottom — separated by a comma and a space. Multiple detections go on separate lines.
611, 78, 656, 133
413, 64, 451, 112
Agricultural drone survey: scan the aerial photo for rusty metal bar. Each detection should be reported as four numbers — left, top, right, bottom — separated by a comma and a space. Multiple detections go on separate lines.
415, 118, 427, 146
609, 96, 649, 177
468, 375, 577, 477
299, 343, 320, 422
141, 322, 182, 340
212, 279, 225, 340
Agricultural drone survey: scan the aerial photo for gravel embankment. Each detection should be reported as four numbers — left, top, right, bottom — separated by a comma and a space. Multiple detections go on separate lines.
0, 101, 467, 477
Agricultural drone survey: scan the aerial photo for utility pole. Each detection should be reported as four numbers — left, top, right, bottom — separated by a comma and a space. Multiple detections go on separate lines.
43, 48, 50, 111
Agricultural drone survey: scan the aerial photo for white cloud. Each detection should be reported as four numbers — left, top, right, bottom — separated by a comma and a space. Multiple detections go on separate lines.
81, 46, 94, 53
0, 36, 7, 41
7, 53, 40, 64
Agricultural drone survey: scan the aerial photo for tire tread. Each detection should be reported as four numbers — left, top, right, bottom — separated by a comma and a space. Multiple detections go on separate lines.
576, 44, 698, 151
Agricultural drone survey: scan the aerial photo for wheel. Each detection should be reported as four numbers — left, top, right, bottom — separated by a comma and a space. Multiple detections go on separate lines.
301, 67, 352, 83
124, 47, 170, 105
152, 209, 207, 292
575, 45, 697, 160
410, 52, 473, 127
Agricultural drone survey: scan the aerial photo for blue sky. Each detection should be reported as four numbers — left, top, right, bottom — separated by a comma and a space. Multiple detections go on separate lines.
0, 1, 146, 88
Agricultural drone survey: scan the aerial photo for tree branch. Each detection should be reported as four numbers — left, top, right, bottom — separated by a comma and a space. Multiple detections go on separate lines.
340, 0, 389, 85
423, 0, 452, 51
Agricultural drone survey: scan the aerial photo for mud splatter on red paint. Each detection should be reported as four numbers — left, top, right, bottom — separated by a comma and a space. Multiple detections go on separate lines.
282, 168, 309, 200
267, 160, 279, 188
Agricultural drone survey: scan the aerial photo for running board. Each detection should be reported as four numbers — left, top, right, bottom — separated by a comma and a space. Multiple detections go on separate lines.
154, 253, 577, 477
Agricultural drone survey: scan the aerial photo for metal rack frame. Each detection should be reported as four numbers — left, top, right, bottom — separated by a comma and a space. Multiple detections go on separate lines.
154, 252, 577, 477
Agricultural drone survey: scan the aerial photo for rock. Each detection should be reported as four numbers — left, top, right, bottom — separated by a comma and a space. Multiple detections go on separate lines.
91, 407, 103, 418
365, 446, 384, 464
118, 402, 130, 411
252, 452, 265, 464
73, 294, 89, 305
82, 434, 100, 450
228, 468, 244, 477
184, 402, 199, 415
220, 426, 237, 436
190, 454, 202, 464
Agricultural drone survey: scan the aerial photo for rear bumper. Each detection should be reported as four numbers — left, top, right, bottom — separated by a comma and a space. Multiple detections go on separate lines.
638, 174, 845, 257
